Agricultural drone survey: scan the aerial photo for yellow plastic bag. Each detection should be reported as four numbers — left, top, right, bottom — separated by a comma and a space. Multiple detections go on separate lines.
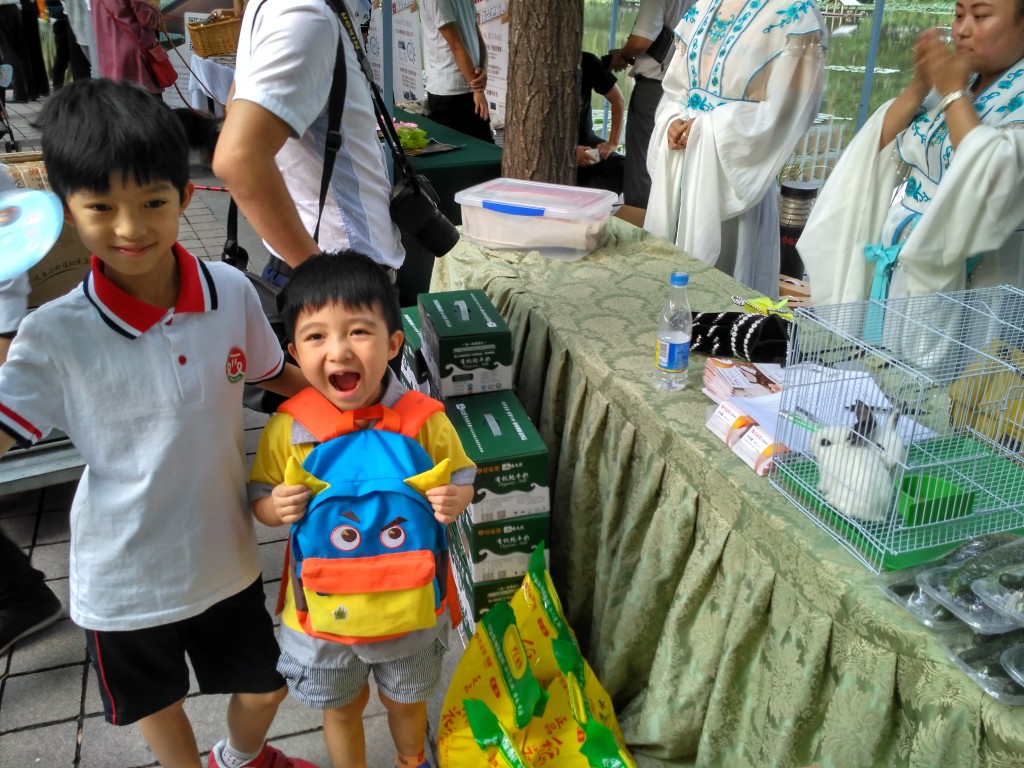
509, 545, 574, 683
440, 545, 635, 767
438, 602, 547, 767
521, 638, 636, 768
950, 339, 1024, 446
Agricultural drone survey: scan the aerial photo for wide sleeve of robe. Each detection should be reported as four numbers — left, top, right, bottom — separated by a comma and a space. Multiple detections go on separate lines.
796, 102, 898, 306
898, 123, 1024, 295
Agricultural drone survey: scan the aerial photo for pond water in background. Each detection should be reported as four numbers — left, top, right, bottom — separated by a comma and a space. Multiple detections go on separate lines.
583, 0, 949, 146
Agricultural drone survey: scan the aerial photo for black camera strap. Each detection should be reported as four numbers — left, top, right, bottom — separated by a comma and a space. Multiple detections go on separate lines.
314, 0, 348, 242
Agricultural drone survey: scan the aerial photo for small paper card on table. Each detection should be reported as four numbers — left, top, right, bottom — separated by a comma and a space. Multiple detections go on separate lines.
706, 400, 756, 447
732, 425, 787, 476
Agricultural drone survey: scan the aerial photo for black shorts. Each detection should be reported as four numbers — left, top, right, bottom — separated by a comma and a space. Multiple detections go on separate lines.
84, 577, 285, 726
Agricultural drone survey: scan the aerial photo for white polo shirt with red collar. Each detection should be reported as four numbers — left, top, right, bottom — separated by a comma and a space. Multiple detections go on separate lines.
0, 245, 285, 631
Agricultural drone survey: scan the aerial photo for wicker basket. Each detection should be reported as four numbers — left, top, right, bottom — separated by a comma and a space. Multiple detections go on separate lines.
188, 13, 241, 58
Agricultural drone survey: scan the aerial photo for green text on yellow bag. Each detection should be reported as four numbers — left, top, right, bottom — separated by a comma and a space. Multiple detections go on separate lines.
510, 544, 575, 683
520, 638, 636, 767
438, 602, 547, 767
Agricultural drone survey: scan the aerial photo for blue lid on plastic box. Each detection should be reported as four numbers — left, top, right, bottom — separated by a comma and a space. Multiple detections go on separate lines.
455, 178, 617, 220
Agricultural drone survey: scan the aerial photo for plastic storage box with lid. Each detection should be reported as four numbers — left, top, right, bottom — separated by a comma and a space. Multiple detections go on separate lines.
454, 178, 617, 261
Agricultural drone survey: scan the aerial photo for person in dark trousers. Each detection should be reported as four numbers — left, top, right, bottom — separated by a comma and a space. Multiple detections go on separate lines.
19, 0, 49, 99
576, 51, 626, 195
47, 0, 91, 90
610, 0, 690, 209
0, 272, 63, 658
419, 0, 493, 143
0, 0, 34, 101
0, 531, 64, 655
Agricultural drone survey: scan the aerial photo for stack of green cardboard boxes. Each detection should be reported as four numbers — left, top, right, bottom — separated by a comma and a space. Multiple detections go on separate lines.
399, 290, 550, 635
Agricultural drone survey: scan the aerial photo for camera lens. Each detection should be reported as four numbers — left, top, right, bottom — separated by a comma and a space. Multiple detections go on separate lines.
390, 179, 460, 257
415, 210, 460, 257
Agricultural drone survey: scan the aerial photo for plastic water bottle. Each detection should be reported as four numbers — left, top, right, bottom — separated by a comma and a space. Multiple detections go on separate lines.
653, 271, 691, 391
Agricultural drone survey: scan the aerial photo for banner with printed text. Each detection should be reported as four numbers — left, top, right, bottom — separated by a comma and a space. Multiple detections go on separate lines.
475, 0, 509, 125
368, 0, 426, 105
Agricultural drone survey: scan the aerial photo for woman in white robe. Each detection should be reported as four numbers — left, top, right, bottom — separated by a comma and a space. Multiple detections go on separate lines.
799, 0, 1024, 305
644, 0, 826, 298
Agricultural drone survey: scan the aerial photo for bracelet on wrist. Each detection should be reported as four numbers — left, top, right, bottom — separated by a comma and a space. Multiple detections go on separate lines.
935, 87, 973, 113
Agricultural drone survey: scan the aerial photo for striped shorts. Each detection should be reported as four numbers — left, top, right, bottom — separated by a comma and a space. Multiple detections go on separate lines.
276, 628, 448, 710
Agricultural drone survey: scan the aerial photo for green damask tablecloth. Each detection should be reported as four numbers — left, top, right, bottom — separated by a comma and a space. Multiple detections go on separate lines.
431, 218, 1024, 768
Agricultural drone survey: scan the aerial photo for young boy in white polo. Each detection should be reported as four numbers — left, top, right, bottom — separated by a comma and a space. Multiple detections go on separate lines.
0, 79, 313, 768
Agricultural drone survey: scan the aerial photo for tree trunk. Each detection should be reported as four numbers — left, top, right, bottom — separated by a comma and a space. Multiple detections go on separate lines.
502, 1, 583, 184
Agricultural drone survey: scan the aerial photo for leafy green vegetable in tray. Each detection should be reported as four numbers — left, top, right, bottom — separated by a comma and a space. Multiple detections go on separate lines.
947, 538, 1024, 596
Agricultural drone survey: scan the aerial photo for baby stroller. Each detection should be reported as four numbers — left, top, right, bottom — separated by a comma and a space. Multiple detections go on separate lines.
0, 65, 20, 153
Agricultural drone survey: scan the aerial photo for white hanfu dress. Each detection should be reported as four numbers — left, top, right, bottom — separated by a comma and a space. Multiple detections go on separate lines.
799, 56, 1024, 306
644, 0, 826, 298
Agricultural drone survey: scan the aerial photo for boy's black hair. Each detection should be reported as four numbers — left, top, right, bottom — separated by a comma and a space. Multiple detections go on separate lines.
37, 79, 191, 201
281, 251, 402, 343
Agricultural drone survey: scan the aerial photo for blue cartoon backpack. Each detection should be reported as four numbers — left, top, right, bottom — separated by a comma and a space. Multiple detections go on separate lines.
278, 387, 452, 644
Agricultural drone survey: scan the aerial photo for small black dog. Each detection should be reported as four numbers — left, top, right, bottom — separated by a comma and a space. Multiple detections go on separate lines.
173, 108, 221, 168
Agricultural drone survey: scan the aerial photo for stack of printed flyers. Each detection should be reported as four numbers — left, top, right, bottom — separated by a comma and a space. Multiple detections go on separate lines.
702, 357, 784, 403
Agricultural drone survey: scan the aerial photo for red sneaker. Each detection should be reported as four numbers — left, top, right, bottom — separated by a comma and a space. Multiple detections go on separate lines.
208, 740, 319, 768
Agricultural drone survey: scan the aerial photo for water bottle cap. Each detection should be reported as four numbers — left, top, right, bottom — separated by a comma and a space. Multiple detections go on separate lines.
670, 272, 689, 287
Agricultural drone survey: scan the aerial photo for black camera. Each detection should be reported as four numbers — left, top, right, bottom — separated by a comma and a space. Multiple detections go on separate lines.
389, 173, 460, 258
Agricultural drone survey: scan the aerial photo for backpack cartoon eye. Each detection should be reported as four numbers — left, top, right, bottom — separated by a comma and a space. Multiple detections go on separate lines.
280, 389, 452, 643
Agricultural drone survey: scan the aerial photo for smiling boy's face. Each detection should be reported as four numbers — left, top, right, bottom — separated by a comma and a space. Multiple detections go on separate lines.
288, 300, 404, 412
63, 173, 192, 301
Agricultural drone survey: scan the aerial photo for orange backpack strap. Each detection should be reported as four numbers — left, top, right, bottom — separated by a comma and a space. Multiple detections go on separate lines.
278, 388, 348, 443
390, 390, 444, 438
279, 387, 443, 443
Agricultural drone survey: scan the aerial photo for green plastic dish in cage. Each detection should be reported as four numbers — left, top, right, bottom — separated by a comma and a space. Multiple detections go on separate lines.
896, 475, 975, 528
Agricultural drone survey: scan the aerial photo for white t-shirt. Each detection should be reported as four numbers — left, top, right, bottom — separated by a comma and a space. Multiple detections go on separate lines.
0, 249, 285, 631
232, 0, 404, 270
419, 0, 482, 96
630, 0, 690, 80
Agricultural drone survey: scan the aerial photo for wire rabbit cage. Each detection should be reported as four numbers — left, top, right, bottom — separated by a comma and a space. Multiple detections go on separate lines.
769, 285, 1024, 572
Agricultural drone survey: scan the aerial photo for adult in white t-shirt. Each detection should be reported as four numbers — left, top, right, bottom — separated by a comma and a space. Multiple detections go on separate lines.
214, 0, 405, 285
419, 0, 493, 143
610, 0, 691, 209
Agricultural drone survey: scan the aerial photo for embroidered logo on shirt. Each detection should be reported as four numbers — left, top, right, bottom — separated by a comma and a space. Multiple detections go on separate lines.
226, 347, 247, 383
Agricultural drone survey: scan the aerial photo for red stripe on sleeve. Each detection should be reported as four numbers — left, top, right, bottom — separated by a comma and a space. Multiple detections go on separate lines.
0, 402, 43, 442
